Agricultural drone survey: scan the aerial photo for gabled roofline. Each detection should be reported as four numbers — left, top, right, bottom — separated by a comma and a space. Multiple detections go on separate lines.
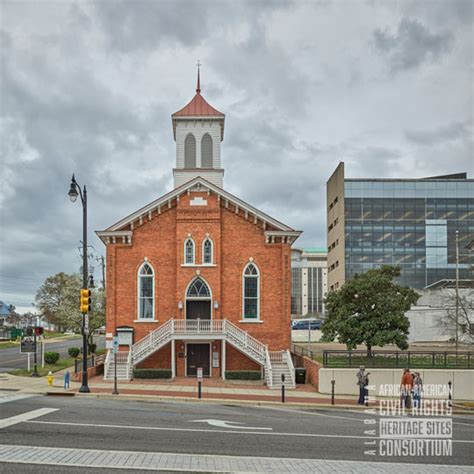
100, 177, 298, 234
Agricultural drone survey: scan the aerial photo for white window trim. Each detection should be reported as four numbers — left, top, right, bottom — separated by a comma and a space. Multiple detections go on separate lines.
242, 262, 260, 321
184, 238, 195, 264
202, 237, 214, 265
137, 261, 156, 321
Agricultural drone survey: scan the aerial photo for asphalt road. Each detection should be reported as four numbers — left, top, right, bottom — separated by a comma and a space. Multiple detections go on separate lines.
0, 336, 105, 372
0, 393, 472, 472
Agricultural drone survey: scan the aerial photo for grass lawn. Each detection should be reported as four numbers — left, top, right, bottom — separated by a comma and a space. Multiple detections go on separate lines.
0, 341, 20, 349
324, 354, 472, 369
8, 357, 76, 377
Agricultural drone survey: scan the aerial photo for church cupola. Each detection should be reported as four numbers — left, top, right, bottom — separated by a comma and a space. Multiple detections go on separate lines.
172, 65, 225, 188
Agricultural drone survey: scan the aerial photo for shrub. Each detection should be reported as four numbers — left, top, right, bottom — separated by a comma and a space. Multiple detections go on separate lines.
133, 369, 172, 379
45, 352, 60, 364
68, 347, 80, 358
89, 343, 97, 354
225, 370, 261, 380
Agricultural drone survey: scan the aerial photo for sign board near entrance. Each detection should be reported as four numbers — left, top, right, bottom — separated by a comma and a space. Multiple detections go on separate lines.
112, 336, 119, 354
20, 337, 35, 353
197, 367, 203, 381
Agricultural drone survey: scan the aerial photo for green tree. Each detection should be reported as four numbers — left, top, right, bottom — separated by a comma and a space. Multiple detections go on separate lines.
321, 266, 420, 356
35, 273, 105, 342
35, 273, 82, 332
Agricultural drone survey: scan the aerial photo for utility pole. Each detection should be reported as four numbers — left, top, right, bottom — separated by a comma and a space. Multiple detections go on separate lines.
455, 230, 459, 353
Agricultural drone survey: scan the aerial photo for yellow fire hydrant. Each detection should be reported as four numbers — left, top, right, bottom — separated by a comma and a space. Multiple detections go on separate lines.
47, 371, 54, 387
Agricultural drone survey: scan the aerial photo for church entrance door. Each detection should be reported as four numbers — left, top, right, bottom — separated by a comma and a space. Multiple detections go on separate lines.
186, 300, 211, 320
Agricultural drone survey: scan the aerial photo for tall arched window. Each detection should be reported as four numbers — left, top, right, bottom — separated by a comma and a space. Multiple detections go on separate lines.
201, 133, 213, 168
187, 277, 211, 298
138, 262, 154, 320
184, 133, 196, 168
243, 263, 260, 320
184, 238, 195, 264
202, 238, 213, 264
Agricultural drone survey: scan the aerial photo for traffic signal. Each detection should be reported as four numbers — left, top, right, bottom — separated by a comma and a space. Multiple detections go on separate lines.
80, 289, 91, 313
34, 326, 44, 336
26, 326, 33, 337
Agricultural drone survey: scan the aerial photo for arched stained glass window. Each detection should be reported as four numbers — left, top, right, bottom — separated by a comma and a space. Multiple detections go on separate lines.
187, 277, 211, 298
202, 238, 213, 264
184, 133, 196, 168
185, 238, 195, 264
243, 263, 259, 319
201, 133, 213, 168
138, 262, 154, 320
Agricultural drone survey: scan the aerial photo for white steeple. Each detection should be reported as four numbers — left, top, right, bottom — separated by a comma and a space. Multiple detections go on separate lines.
171, 66, 225, 188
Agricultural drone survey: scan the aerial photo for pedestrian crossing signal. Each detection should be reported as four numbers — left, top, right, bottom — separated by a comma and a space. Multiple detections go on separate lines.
80, 289, 91, 313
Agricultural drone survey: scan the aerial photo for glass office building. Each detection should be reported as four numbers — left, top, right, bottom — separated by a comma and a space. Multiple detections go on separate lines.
327, 163, 474, 290
291, 248, 327, 318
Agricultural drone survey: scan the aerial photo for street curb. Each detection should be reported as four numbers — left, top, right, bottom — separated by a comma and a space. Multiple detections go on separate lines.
72, 392, 474, 414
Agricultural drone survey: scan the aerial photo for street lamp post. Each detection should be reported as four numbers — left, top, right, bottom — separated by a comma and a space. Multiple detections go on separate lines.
455, 230, 459, 354
68, 174, 91, 393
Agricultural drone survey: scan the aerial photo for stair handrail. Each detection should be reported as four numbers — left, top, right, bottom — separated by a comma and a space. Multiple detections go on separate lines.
285, 349, 295, 386
265, 347, 273, 388
127, 350, 133, 379
132, 319, 173, 363
224, 319, 267, 363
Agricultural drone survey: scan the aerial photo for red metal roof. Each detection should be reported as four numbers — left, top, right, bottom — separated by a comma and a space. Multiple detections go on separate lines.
172, 92, 224, 117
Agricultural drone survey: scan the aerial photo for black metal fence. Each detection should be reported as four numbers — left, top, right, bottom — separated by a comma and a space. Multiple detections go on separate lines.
291, 344, 319, 361
73, 354, 105, 374
322, 350, 473, 369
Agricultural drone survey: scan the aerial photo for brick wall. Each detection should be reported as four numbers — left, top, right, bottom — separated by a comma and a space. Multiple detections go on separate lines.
104, 188, 292, 374
293, 355, 322, 389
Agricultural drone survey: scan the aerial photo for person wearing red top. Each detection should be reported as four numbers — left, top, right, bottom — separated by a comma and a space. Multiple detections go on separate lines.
400, 368, 413, 409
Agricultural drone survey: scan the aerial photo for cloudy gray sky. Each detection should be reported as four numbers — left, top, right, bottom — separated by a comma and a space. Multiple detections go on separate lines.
1, 0, 473, 312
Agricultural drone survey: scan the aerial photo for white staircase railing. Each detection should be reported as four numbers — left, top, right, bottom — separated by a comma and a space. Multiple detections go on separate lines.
105, 318, 294, 387
285, 350, 296, 387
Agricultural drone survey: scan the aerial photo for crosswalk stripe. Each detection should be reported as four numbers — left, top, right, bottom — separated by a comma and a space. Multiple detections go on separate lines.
0, 394, 34, 404
0, 444, 470, 473
0, 408, 58, 429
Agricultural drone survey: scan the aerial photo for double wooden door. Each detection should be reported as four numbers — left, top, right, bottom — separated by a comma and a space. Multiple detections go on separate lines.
186, 343, 210, 377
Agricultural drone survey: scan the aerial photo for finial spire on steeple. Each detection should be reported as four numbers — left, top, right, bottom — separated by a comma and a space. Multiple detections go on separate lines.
196, 60, 201, 94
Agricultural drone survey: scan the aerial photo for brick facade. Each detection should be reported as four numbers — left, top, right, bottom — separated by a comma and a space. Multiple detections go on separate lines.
99, 83, 300, 379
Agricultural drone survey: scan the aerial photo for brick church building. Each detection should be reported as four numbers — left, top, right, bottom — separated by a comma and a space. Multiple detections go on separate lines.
97, 72, 301, 388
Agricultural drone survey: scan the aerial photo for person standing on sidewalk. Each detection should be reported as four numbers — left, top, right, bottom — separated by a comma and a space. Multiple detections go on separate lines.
412, 372, 423, 409
400, 368, 413, 409
356, 366, 367, 405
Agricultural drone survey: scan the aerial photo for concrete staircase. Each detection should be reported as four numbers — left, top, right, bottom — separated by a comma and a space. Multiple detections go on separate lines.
103, 351, 132, 381
103, 319, 296, 389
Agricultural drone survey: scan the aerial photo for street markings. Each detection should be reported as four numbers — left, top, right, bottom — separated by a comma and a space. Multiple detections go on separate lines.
0, 408, 58, 429
24, 419, 474, 443
190, 419, 272, 430
0, 393, 35, 404
0, 444, 471, 472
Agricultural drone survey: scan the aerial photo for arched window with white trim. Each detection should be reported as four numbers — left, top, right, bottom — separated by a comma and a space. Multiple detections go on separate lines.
201, 133, 213, 168
243, 263, 260, 320
184, 238, 195, 264
138, 262, 154, 320
184, 133, 196, 168
202, 238, 213, 264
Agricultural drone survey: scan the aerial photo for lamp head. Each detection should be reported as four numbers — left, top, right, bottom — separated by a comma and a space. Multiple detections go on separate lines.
68, 177, 78, 203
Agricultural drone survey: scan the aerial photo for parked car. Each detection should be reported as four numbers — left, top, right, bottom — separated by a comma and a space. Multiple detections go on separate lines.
292, 319, 322, 330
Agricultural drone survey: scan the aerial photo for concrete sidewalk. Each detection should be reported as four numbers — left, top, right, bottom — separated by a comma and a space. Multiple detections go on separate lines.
0, 371, 359, 407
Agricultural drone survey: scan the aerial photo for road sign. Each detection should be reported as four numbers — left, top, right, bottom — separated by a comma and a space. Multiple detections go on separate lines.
20, 337, 35, 353
197, 367, 203, 381
112, 336, 119, 354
